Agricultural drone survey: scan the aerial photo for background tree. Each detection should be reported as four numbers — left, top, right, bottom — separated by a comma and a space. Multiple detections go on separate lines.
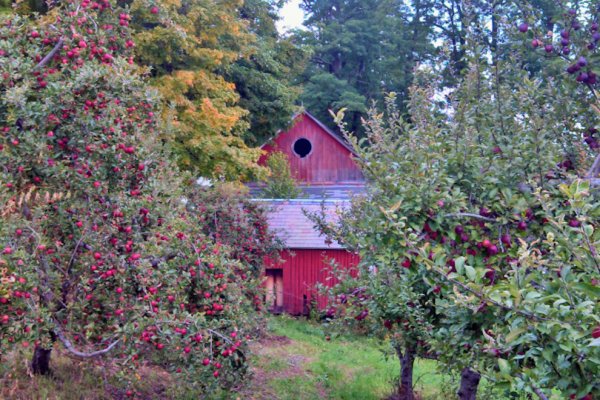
127, 0, 264, 180
127, 0, 307, 179
259, 151, 301, 199
296, 0, 434, 133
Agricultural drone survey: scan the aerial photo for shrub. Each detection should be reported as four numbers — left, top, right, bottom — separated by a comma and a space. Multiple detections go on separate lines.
260, 151, 301, 199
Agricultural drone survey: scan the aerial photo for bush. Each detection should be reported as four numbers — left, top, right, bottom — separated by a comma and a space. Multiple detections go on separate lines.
260, 151, 301, 199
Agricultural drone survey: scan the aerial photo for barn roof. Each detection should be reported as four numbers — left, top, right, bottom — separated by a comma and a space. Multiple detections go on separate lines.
254, 199, 350, 250
261, 111, 357, 156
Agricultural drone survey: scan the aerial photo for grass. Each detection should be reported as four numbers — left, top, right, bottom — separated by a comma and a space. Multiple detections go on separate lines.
0, 0, 11, 15
244, 315, 452, 400
247, 316, 566, 400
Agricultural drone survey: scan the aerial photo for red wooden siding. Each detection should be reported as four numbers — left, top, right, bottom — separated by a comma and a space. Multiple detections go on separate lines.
260, 113, 364, 184
266, 249, 360, 315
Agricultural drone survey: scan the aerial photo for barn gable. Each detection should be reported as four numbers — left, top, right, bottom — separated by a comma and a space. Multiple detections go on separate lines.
260, 112, 364, 184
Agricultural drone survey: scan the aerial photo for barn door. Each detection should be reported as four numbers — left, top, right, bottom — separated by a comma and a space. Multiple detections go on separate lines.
265, 269, 284, 313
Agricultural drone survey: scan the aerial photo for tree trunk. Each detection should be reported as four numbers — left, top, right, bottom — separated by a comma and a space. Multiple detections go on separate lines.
457, 367, 481, 400
31, 346, 52, 375
396, 345, 415, 400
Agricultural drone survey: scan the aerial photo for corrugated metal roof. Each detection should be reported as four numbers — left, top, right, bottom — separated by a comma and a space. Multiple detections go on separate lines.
254, 199, 349, 249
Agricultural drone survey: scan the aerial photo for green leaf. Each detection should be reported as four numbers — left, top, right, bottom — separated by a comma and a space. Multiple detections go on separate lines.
558, 183, 571, 198
559, 343, 573, 352
498, 358, 511, 376
574, 283, 600, 299
465, 265, 477, 281
454, 256, 466, 275
525, 291, 541, 300
508, 284, 521, 307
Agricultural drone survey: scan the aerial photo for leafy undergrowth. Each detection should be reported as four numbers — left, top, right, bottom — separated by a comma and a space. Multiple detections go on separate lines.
241, 315, 451, 400
1, 315, 446, 400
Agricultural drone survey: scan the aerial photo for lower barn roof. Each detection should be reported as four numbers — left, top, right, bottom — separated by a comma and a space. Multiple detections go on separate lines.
252, 199, 351, 250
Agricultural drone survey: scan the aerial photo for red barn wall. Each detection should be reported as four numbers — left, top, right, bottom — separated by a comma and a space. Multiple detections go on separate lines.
261, 114, 363, 184
266, 249, 360, 315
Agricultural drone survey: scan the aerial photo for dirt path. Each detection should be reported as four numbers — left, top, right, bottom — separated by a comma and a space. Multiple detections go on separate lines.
238, 334, 328, 400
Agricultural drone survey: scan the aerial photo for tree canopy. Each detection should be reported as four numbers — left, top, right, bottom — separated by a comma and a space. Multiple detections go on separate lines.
0, 2, 280, 393
309, 1, 600, 398
296, 0, 434, 132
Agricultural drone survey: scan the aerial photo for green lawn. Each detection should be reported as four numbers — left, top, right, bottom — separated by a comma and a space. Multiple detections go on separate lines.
244, 315, 452, 400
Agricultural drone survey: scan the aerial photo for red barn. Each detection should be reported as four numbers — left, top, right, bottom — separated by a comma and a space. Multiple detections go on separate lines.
254, 112, 365, 315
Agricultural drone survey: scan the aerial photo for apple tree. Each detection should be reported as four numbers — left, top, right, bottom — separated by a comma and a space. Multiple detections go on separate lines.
0, 1, 274, 396
313, 5, 600, 398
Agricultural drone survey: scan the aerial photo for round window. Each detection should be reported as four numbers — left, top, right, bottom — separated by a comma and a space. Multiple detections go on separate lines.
293, 138, 312, 158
